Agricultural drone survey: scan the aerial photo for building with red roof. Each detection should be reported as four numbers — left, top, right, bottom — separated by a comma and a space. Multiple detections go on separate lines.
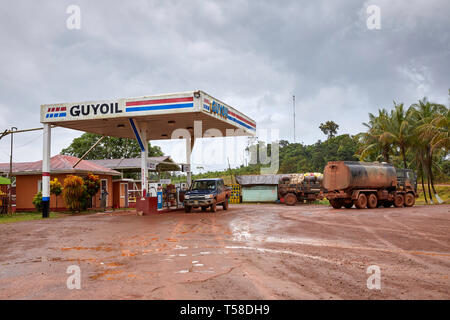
0, 155, 120, 211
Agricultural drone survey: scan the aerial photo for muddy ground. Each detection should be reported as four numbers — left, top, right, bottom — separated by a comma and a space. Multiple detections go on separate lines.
0, 204, 449, 299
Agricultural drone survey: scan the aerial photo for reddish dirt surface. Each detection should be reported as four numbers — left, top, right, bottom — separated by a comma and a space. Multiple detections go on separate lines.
0, 204, 449, 299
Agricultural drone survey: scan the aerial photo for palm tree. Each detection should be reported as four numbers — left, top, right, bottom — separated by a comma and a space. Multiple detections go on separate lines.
409, 98, 449, 202
379, 102, 412, 168
358, 109, 393, 162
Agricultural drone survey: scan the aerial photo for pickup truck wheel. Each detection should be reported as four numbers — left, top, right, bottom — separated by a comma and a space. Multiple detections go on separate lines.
222, 199, 229, 210
201, 207, 207, 212
404, 193, 415, 207
210, 201, 217, 212
184, 206, 192, 213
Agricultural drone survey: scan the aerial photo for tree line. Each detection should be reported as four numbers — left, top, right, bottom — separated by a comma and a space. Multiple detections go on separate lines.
357, 97, 449, 203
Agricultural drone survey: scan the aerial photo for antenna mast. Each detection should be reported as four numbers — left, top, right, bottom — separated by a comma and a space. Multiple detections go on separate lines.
293, 95, 296, 142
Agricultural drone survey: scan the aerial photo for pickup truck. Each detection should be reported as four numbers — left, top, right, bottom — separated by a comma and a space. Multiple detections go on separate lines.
184, 178, 231, 212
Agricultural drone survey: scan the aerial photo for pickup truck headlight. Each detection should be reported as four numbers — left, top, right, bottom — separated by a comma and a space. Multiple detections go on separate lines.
184, 195, 190, 199
204, 194, 213, 199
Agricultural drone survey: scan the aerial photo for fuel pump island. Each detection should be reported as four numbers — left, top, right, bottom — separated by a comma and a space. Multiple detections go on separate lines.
39, 90, 256, 216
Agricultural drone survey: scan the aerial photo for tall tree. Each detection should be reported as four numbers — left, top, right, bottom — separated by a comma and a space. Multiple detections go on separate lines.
410, 98, 448, 201
358, 109, 393, 163
61, 133, 163, 159
319, 121, 339, 139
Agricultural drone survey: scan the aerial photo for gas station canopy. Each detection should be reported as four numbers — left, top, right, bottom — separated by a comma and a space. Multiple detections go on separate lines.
39, 90, 256, 218
40, 90, 256, 139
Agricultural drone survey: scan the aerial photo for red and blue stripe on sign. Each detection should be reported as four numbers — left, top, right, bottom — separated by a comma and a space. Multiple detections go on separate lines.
125, 97, 194, 112
46, 107, 67, 118
227, 110, 256, 131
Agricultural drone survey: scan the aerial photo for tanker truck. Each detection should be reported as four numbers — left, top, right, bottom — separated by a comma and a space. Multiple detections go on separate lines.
323, 161, 417, 209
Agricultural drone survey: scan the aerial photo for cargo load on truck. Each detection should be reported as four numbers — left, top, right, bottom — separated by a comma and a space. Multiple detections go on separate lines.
278, 172, 324, 205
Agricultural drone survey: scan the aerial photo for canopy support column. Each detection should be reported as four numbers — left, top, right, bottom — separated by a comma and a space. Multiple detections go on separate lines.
186, 136, 195, 187
42, 124, 51, 218
140, 123, 148, 199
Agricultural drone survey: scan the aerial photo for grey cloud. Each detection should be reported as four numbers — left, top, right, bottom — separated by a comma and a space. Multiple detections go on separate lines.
0, 0, 448, 171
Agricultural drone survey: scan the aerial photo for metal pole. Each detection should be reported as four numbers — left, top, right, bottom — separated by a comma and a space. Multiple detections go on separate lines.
293, 95, 296, 143
42, 124, 51, 218
8, 127, 17, 215
72, 135, 105, 168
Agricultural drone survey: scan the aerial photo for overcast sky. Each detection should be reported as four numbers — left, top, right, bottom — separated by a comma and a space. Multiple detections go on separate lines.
0, 0, 448, 172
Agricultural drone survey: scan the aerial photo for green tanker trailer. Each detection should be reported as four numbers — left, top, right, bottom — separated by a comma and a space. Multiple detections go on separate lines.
323, 161, 417, 209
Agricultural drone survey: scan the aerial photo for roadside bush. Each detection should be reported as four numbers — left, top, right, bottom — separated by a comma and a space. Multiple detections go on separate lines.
83, 173, 100, 208
32, 191, 43, 212
50, 177, 63, 209
63, 175, 85, 212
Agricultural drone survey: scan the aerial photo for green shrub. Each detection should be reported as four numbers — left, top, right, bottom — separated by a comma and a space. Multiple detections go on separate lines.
32, 191, 43, 212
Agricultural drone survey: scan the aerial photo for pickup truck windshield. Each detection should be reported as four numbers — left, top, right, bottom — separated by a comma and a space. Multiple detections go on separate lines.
191, 180, 216, 191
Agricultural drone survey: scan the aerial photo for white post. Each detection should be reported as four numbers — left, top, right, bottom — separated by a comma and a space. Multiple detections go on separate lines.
186, 136, 194, 187
140, 122, 148, 199
42, 124, 51, 218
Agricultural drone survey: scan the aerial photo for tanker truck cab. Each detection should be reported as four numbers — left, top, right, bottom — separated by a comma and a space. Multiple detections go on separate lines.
184, 178, 230, 213
396, 169, 418, 193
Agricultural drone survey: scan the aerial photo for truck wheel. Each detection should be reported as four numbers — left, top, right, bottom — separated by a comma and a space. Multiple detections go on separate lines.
222, 199, 229, 210
367, 194, 378, 209
185, 206, 192, 213
344, 202, 353, 209
404, 193, 415, 207
285, 193, 297, 206
354, 193, 367, 209
201, 207, 207, 212
394, 194, 404, 207
330, 199, 343, 209
210, 201, 217, 212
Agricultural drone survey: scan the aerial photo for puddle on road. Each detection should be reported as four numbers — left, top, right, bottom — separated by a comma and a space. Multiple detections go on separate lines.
176, 269, 190, 274
225, 245, 332, 263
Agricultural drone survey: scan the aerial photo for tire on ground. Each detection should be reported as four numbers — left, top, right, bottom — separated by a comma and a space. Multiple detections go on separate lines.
185, 206, 192, 213
367, 193, 378, 209
330, 199, 343, 209
210, 201, 217, 212
394, 194, 404, 207
404, 193, 415, 207
354, 193, 367, 209
285, 193, 297, 206
222, 198, 229, 210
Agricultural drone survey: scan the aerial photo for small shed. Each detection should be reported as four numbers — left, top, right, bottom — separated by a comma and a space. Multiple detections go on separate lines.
235, 174, 289, 202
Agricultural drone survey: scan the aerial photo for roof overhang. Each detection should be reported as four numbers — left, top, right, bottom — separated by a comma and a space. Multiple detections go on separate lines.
40, 90, 256, 140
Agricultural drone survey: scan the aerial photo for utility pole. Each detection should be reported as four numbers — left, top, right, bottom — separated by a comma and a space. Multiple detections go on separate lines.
8, 127, 17, 215
293, 95, 296, 143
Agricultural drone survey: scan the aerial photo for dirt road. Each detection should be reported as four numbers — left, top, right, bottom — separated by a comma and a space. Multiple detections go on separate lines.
0, 204, 449, 299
